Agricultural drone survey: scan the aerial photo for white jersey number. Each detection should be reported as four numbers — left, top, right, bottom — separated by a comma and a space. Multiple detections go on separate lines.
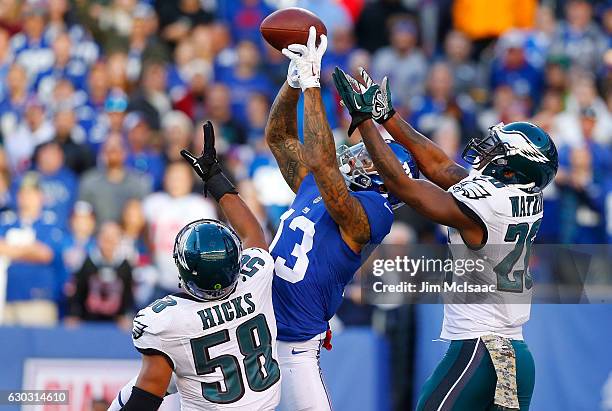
269, 209, 315, 283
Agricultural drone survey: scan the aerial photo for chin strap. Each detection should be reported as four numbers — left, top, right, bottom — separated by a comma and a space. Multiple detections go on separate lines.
508, 182, 537, 191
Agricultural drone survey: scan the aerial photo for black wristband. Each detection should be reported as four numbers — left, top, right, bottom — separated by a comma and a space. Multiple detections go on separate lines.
205, 172, 237, 201
121, 386, 163, 411
348, 113, 371, 136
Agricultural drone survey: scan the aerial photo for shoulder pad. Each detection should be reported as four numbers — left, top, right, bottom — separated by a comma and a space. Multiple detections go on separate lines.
240, 248, 274, 279
132, 296, 179, 341
131, 312, 149, 340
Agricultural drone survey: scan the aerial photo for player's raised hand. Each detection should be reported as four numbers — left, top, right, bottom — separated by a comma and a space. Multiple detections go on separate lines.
281, 26, 327, 92
180, 121, 237, 201
286, 59, 300, 89
332, 66, 379, 135
358, 67, 395, 124
180, 121, 221, 182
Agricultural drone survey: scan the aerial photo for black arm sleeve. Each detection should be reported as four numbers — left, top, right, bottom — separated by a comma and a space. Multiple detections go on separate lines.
69, 259, 92, 317
120, 386, 163, 411
118, 261, 134, 316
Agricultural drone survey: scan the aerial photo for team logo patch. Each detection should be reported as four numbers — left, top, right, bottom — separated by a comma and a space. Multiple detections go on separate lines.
453, 179, 491, 199
132, 314, 148, 340
372, 89, 386, 119
497, 128, 549, 163
175, 227, 193, 271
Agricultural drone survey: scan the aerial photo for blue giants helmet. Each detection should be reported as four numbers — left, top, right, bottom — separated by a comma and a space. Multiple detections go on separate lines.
462, 122, 558, 192
173, 219, 243, 301
337, 140, 419, 209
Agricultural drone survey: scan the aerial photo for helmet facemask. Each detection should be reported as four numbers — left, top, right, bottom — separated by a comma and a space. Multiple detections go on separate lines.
336, 141, 419, 209
462, 123, 509, 170
337, 144, 377, 190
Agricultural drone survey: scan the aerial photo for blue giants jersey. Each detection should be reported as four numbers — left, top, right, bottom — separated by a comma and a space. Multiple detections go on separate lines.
270, 174, 394, 341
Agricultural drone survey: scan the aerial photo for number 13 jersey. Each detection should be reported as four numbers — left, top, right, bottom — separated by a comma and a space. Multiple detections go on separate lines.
131, 248, 281, 410
444, 174, 543, 341
270, 173, 394, 342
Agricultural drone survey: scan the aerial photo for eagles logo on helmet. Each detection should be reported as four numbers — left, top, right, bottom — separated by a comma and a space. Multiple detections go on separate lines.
462, 122, 558, 192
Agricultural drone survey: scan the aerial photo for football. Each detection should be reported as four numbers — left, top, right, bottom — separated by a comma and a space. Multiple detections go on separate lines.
260, 7, 327, 51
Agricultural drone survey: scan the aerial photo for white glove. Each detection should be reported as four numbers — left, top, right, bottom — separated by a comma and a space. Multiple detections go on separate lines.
287, 59, 300, 89
282, 26, 327, 92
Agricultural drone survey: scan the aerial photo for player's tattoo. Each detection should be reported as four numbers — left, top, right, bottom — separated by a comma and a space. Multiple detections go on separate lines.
384, 115, 468, 189
445, 164, 470, 183
282, 139, 308, 190
266, 83, 309, 193
302, 89, 370, 246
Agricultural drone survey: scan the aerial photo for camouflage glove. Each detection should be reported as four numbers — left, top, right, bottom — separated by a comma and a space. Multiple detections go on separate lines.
332, 66, 380, 136
358, 68, 395, 124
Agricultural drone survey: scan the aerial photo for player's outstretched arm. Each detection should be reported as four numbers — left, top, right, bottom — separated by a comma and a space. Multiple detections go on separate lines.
282, 27, 371, 251
340, 67, 469, 190
358, 120, 485, 247
302, 88, 371, 251
383, 114, 468, 189
265, 79, 309, 193
120, 354, 171, 410
181, 122, 267, 250
218, 194, 267, 250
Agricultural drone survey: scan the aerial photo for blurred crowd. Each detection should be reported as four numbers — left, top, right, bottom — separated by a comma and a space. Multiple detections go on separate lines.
0, 0, 609, 329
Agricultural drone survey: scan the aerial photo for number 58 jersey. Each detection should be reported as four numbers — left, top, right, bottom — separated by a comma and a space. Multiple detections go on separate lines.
131, 248, 281, 411
444, 174, 544, 341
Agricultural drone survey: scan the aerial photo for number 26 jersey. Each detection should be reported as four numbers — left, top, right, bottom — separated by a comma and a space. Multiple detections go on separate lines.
444, 174, 543, 341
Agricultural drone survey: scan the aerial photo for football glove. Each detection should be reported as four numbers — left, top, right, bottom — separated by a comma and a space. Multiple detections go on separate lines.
282, 26, 328, 91
332, 66, 379, 135
359, 67, 395, 124
287, 59, 300, 89
180, 121, 237, 201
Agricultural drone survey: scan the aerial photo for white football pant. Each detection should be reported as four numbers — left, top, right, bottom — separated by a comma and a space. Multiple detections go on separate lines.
277, 334, 332, 411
